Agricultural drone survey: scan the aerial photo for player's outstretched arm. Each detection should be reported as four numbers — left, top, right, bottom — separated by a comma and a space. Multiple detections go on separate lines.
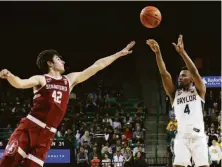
66, 41, 135, 86
146, 39, 176, 104
172, 35, 206, 98
0, 69, 42, 89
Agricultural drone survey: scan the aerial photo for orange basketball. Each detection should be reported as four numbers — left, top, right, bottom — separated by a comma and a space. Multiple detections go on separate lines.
140, 6, 162, 28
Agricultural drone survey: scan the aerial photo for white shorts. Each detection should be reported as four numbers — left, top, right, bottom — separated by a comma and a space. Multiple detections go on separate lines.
173, 133, 210, 167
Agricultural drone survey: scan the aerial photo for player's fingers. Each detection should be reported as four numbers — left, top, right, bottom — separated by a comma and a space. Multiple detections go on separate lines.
178, 35, 183, 45
154, 44, 159, 48
180, 34, 183, 41
128, 50, 133, 54
146, 40, 152, 46
147, 40, 153, 45
149, 39, 156, 44
146, 41, 151, 46
172, 43, 177, 48
148, 40, 156, 47
3, 70, 8, 76
127, 41, 136, 49
177, 35, 180, 44
2, 69, 8, 74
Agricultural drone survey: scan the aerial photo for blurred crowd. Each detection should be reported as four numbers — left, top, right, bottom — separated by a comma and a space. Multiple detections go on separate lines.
166, 89, 222, 167
0, 80, 147, 167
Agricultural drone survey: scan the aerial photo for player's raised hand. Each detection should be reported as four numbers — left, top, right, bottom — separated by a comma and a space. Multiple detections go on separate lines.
146, 39, 160, 53
172, 34, 185, 54
0, 69, 12, 79
118, 41, 136, 56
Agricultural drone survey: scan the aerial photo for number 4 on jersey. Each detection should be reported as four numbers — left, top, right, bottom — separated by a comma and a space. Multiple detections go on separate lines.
184, 104, 190, 115
52, 90, 62, 104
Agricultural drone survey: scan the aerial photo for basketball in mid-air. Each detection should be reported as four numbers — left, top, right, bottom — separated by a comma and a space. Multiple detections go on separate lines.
140, 6, 162, 28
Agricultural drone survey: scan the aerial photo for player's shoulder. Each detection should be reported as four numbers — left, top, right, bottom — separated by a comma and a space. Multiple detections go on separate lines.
31, 75, 46, 86
31, 74, 44, 78
65, 72, 80, 79
65, 72, 81, 85
32, 75, 45, 81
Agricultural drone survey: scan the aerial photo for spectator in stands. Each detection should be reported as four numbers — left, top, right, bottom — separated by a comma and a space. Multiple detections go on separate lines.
81, 131, 91, 146
133, 142, 145, 157
101, 146, 113, 160
136, 105, 143, 113
209, 140, 222, 167
103, 113, 113, 127
123, 147, 133, 167
113, 117, 122, 129
134, 146, 145, 158
113, 148, 124, 167
101, 153, 111, 167
91, 155, 100, 167
121, 142, 128, 155
89, 146, 100, 161
58, 123, 66, 137
124, 128, 133, 141
166, 124, 177, 145
133, 151, 146, 167
86, 94, 97, 107
76, 130, 81, 146
166, 124, 177, 161
114, 139, 122, 153
121, 135, 129, 145
77, 146, 89, 167
212, 102, 219, 115
103, 128, 112, 142
83, 140, 92, 156
123, 113, 133, 125
133, 126, 144, 143
132, 115, 144, 130
104, 142, 113, 154
166, 114, 177, 131
64, 128, 74, 142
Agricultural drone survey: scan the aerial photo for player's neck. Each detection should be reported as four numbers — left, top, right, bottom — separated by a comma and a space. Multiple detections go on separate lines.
47, 70, 62, 78
182, 84, 192, 91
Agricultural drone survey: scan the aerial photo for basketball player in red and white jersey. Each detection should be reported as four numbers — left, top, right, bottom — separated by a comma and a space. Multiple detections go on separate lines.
0, 41, 135, 167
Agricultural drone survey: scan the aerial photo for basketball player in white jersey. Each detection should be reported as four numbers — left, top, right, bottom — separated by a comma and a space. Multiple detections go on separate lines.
146, 35, 209, 167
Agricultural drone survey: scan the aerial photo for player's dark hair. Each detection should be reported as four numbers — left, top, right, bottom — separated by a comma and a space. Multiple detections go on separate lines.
36, 49, 61, 73
181, 66, 188, 71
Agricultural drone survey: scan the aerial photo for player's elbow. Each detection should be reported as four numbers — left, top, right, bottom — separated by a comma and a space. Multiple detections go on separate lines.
160, 70, 170, 77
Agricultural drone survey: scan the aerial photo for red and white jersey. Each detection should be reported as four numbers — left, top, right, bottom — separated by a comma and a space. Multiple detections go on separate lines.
29, 74, 70, 128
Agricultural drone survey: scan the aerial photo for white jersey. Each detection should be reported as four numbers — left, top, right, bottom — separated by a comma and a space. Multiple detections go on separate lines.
172, 86, 205, 137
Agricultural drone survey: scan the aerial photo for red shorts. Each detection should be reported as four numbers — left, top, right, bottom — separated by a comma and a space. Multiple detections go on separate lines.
0, 118, 55, 167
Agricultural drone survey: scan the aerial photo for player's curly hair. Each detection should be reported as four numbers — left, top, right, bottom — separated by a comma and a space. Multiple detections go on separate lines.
36, 49, 61, 73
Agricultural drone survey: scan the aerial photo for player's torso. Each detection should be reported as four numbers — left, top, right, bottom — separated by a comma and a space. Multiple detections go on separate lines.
30, 74, 70, 127
172, 87, 205, 136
